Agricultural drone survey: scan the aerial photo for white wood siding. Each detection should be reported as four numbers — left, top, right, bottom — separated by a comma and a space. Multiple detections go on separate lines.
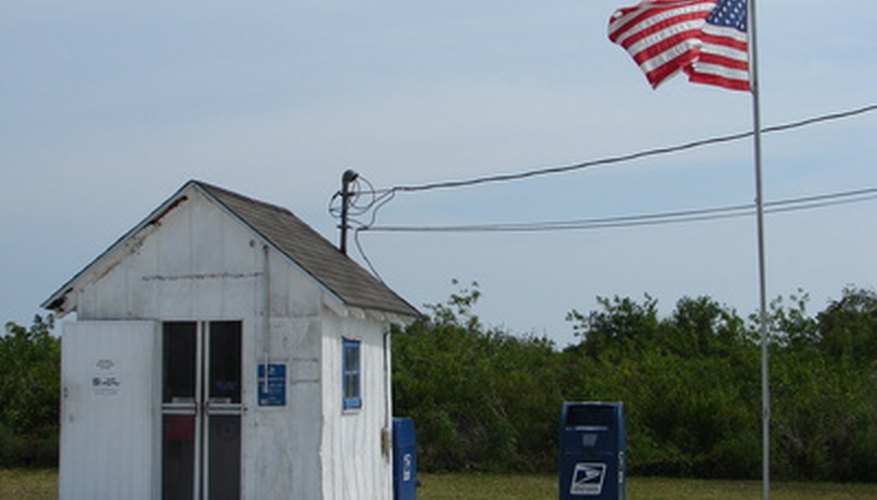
321, 312, 393, 500
244, 315, 324, 500
63, 187, 394, 499
60, 321, 160, 500
75, 189, 264, 322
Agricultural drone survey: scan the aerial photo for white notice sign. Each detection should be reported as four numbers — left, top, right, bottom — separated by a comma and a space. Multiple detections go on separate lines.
91, 373, 121, 397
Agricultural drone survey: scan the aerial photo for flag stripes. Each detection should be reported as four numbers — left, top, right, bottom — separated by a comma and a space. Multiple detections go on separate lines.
609, 0, 750, 91
686, 17, 750, 90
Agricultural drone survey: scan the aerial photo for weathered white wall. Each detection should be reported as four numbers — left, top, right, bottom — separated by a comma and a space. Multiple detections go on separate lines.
321, 312, 393, 500
75, 189, 264, 322
60, 321, 160, 500
65, 187, 394, 499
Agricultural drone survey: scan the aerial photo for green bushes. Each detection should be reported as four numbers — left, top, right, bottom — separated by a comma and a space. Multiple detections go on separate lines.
0, 316, 60, 468
0, 423, 58, 468
2, 286, 875, 480
393, 284, 877, 482
392, 282, 563, 471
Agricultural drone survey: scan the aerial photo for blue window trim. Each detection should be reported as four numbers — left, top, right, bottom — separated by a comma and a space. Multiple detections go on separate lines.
342, 338, 362, 410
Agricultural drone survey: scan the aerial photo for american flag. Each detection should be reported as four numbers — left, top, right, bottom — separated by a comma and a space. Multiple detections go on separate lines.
608, 0, 750, 91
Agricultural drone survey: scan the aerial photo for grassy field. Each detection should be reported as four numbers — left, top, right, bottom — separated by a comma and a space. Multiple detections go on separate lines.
0, 469, 57, 500
3, 469, 877, 499
419, 474, 877, 500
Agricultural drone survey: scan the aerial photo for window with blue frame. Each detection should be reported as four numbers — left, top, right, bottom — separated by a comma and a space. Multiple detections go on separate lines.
342, 338, 362, 410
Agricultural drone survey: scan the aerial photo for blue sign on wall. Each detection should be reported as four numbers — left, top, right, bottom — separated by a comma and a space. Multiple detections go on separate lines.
258, 363, 287, 406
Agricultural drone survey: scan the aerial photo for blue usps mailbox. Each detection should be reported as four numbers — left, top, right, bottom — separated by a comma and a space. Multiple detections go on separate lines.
393, 418, 418, 500
558, 402, 626, 500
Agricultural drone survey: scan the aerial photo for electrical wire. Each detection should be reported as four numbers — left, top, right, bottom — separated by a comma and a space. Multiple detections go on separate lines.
331, 103, 876, 239
326, 103, 877, 275
356, 103, 876, 196
358, 186, 877, 233
329, 174, 397, 229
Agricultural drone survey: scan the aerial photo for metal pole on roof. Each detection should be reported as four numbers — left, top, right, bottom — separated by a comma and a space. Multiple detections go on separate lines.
339, 169, 359, 254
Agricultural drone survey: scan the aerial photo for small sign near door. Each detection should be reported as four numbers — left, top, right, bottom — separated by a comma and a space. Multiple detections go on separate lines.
90, 372, 122, 397
90, 358, 121, 397
258, 363, 287, 406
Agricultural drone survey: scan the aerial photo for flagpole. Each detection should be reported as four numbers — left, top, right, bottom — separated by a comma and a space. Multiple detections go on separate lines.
747, 0, 770, 499
609, 1, 769, 491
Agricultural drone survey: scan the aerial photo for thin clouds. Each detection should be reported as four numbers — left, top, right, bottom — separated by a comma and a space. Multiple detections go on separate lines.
0, 1, 874, 341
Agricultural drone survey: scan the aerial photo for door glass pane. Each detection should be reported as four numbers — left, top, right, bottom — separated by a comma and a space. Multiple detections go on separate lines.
163, 322, 197, 404
209, 321, 241, 404
208, 415, 241, 500
163, 321, 242, 500
162, 415, 196, 500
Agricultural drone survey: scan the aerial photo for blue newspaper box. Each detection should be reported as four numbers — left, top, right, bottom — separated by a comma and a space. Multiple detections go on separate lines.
393, 418, 417, 500
558, 402, 626, 499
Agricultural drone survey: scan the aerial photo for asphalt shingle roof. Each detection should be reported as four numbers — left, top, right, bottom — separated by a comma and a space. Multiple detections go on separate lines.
194, 181, 419, 318
43, 180, 419, 319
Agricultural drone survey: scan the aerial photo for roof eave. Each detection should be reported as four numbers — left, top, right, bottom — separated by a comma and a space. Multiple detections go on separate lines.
42, 180, 420, 321
40, 181, 198, 315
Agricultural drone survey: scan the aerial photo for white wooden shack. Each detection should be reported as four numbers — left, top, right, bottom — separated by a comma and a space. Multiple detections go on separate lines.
42, 180, 419, 500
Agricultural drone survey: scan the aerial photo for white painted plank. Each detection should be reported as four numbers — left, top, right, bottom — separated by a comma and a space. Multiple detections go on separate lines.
60, 320, 160, 500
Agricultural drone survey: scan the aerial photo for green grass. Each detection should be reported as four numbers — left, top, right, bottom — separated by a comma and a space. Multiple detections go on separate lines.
419, 474, 877, 500
0, 469, 57, 500
2, 469, 876, 499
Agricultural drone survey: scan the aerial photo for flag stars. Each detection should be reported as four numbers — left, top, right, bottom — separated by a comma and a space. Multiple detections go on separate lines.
608, 0, 750, 91
708, 0, 747, 31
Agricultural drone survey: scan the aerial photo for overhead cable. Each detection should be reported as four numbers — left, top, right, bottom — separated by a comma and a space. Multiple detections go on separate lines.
359, 186, 877, 233
363, 103, 877, 196
330, 103, 877, 276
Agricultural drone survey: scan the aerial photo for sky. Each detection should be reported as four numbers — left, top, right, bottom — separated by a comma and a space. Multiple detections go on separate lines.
1, 1, 875, 347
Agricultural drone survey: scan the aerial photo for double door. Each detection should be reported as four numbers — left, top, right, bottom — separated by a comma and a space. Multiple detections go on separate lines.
162, 321, 242, 500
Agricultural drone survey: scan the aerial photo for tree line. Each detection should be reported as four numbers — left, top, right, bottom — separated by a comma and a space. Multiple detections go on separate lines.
0, 315, 59, 467
1, 284, 875, 482
392, 283, 877, 481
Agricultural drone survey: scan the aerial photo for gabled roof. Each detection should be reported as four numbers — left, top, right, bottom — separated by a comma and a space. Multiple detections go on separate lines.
42, 180, 419, 319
